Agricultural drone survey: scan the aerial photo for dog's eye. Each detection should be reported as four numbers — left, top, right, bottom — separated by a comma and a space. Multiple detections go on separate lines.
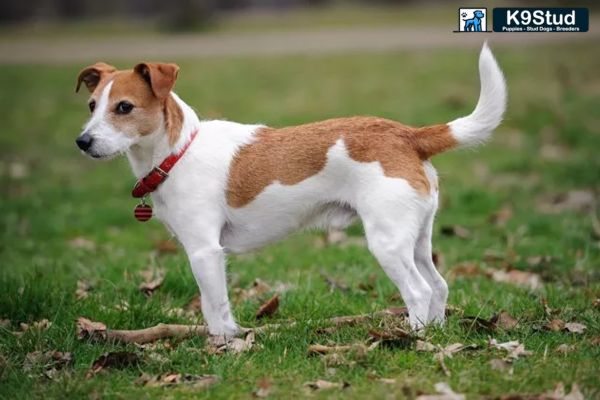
88, 100, 96, 113
116, 101, 134, 115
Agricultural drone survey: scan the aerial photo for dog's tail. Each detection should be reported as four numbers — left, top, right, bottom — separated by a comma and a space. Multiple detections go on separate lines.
413, 42, 507, 158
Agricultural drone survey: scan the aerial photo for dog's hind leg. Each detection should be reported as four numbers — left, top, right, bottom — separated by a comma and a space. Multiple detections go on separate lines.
357, 183, 432, 330
413, 194, 448, 325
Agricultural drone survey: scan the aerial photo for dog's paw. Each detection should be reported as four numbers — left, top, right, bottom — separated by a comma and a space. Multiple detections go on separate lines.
207, 322, 242, 340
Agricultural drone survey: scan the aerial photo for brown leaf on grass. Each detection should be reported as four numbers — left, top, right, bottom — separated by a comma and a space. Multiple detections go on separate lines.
488, 268, 543, 291
136, 372, 220, 389
368, 327, 413, 349
76, 317, 107, 341
459, 315, 497, 332
527, 255, 554, 267
555, 344, 575, 355
86, 351, 139, 378
234, 279, 272, 302
184, 295, 201, 313
69, 236, 96, 251
490, 205, 513, 227
593, 299, 600, 309
416, 340, 437, 352
75, 279, 93, 300
440, 225, 471, 239
256, 295, 279, 320
564, 322, 586, 334
438, 343, 477, 358
253, 377, 273, 398
304, 379, 349, 391
416, 382, 465, 400
448, 262, 482, 280
154, 239, 179, 254
138, 268, 165, 296
19, 319, 52, 333
206, 331, 255, 355
538, 190, 596, 214
0, 319, 11, 329
546, 319, 565, 331
489, 339, 532, 360
492, 311, 519, 330
23, 350, 73, 373
590, 336, 600, 346
544, 382, 584, 400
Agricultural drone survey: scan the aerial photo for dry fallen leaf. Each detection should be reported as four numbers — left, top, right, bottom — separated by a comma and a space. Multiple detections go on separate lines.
416, 340, 437, 352
555, 344, 575, 355
136, 372, 220, 389
546, 319, 565, 331
492, 311, 519, 330
256, 295, 279, 320
459, 315, 497, 332
138, 268, 165, 296
253, 377, 273, 398
304, 379, 349, 391
490, 205, 513, 227
76, 317, 107, 341
448, 262, 482, 280
75, 279, 93, 300
488, 268, 543, 291
234, 279, 272, 302
489, 339, 532, 360
564, 322, 586, 334
416, 382, 465, 400
86, 351, 139, 378
538, 190, 596, 214
154, 239, 179, 254
19, 319, 52, 334
440, 225, 471, 239
544, 382, 584, 400
206, 331, 255, 355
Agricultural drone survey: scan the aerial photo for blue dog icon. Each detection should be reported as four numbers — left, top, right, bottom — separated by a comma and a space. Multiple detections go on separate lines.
463, 10, 485, 31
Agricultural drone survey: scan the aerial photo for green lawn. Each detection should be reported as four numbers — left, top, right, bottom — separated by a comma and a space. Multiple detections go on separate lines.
0, 42, 599, 399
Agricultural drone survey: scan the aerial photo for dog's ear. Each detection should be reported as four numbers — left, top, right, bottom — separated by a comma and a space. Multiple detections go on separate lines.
133, 62, 180, 101
76, 62, 116, 93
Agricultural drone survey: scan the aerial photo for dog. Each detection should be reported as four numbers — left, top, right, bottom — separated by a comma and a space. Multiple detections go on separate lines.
75, 43, 506, 337
463, 10, 485, 31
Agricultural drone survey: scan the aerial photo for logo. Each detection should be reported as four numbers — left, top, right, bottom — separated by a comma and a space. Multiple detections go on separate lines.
456, 8, 489, 32
493, 8, 588, 32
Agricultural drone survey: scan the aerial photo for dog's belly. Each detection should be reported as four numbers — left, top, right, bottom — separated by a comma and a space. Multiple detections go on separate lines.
221, 201, 358, 253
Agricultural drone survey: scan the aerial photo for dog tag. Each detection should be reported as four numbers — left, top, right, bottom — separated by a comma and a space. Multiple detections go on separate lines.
134, 198, 153, 222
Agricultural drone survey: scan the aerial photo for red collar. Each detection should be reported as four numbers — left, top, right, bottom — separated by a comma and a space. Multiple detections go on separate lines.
132, 129, 198, 198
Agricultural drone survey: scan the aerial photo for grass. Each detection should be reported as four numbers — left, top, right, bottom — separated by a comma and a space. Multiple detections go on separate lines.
0, 42, 599, 399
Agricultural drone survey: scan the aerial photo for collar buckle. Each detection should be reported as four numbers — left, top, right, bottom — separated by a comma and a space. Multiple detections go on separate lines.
153, 166, 169, 178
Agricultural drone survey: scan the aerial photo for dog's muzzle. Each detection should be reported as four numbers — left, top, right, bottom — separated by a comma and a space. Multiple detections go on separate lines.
76, 132, 94, 151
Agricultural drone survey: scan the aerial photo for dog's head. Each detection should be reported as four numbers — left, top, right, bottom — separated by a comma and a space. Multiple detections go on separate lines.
75, 62, 183, 159
473, 10, 484, 19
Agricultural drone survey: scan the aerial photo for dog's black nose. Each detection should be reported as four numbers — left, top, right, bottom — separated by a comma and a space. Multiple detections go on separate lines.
76, 132, 93, 151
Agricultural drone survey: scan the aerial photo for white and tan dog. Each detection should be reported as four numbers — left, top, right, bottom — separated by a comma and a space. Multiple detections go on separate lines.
75, 44, 506, 336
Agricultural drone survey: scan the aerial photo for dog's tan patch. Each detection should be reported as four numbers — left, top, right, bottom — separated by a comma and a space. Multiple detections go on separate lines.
226, 117, 455, 208
77, 63, 183, 145
108, 71, 163, 137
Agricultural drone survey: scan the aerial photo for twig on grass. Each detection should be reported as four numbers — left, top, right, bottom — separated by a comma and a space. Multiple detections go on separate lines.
77, 307, 409, 345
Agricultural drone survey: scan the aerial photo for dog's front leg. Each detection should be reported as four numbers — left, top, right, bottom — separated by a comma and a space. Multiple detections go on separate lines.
187, 244, 239, 338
